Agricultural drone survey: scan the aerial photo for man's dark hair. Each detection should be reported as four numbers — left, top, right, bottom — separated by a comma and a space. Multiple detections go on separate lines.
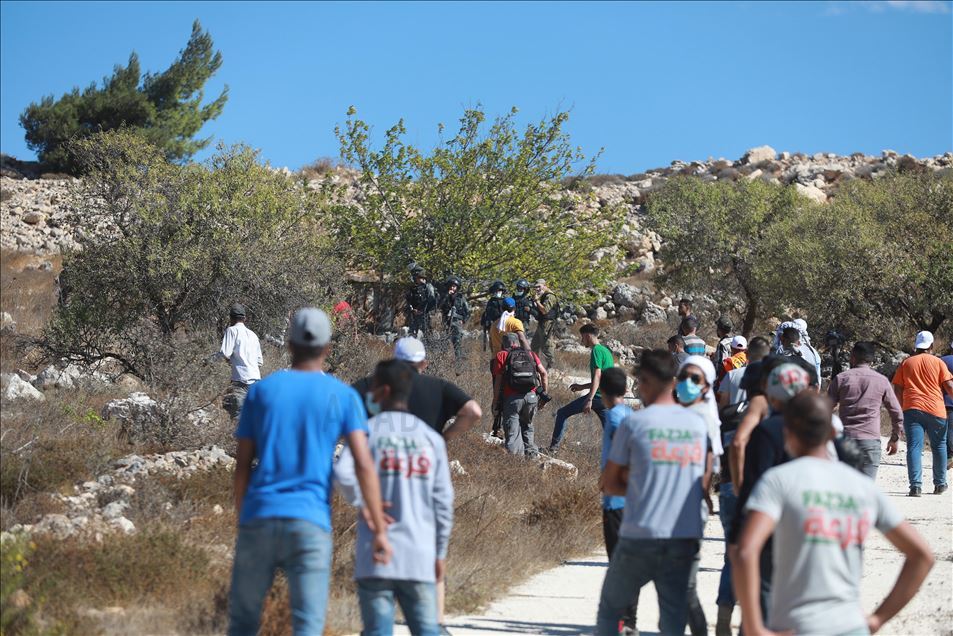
678, 298, 692, 310
667, 334, 685, 348
580, 323, 599, 337
783, 392, 833, 448
601, 367, 628, 398
748, 336, 771, 361
289, 343, 326, 366
716, 316, 733, 332
637, 349, 678, 383
372, 359, 414, 403
851, 341, 877, 365
679, 316, 698, 334
781, 327, 801, 347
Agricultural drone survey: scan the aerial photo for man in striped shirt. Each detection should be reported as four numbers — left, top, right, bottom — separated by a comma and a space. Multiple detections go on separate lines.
680, 316, 708, 357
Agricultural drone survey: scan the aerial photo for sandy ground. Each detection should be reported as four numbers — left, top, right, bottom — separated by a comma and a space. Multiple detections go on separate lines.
385, 437, 952, 635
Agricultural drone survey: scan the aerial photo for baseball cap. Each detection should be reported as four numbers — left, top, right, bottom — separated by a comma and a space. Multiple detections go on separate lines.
230, 303, 246, 319
914, 331, 934, 350
765, 363, 810, 403
394, 337, 426, 363
504, 297, 516, 309
535, 279, 547, 287
731, 335, 748, 350
289, 308, 332, 347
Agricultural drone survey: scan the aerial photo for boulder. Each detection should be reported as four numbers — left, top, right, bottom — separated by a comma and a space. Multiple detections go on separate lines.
639, 302, 668, 325
1, 374, 45, 402
33, 364, 83, 390
612, 283, 644, 309
795, 183, 827, 204
592, 306, 608, 321
0, 311, 15, 334
102, 392, 160, 426
742, 146, 776, 165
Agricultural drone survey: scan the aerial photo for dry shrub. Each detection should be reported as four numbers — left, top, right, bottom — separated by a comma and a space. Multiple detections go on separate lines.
0, 249, 62, 342
22, 528, 219, 631
299, 157, 339, 181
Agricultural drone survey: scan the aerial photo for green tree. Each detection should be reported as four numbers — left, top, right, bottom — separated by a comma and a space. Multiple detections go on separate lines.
19, 20, 227, 174
766, 172, 953, 348
41, 130, 344, 384
331, 106, 625, 316
644, 177, 808, 335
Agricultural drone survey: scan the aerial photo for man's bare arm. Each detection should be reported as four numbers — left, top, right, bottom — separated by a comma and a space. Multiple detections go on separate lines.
867, 521, 934, 634
443, 399, 482, 441
601, 460, 629, 496
734, 511, 778, 636
233, 438, 255, 518
730, 395, 768, 493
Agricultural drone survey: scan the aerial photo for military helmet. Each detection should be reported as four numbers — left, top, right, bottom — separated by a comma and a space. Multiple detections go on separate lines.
489, 280, 506, 293
515, 278, 531, 292
446, 276, 462, 288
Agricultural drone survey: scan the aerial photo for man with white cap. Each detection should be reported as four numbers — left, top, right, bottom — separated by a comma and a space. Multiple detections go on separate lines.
354, 337, 482, 441
229, 308, 391, 635
211, 303, 263, 420
891, 331, 953, 496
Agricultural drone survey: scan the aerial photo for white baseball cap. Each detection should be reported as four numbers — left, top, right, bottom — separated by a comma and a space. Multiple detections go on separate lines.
730, 335, 748, 350
394, 337, 426, 363
914, 331, 934, 350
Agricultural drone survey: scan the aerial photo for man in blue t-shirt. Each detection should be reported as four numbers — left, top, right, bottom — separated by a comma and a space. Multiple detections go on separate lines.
228, 308, 392, 636
596, 350, 713, 636
598, 367, 637, 634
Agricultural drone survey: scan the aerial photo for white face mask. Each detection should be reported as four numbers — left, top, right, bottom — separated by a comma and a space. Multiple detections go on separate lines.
495, 291, 503, 298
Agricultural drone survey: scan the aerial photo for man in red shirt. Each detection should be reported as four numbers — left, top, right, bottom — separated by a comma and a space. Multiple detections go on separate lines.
892, 331, 953, 496
492, 333, 549, 457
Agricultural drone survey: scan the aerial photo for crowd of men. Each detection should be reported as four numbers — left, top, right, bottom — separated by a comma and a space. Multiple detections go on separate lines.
212, 295, 952, 636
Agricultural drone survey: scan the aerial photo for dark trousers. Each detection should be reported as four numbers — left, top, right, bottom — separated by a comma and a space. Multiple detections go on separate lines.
550, 394, 607, 450
602, 508, 636, 629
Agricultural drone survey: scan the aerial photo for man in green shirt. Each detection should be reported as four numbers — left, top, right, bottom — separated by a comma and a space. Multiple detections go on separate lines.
548, 323, 615, 454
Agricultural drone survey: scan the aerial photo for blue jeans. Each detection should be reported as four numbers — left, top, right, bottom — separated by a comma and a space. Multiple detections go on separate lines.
357, 578, 438, 636
550, 394, 607, 449
717, 482, 738, 607
228, 518, 332, 636
903, 409, 948, 488
596, 538, 700, 636
947, 408, 952, 459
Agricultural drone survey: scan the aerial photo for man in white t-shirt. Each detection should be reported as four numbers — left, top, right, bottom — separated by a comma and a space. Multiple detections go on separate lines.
735, 392, 934, 636
213, 304, 263, 419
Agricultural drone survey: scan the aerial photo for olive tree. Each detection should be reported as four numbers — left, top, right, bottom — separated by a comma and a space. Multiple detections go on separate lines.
644, 177, 807, 335
42, 130, 346, 385
767, 171, 953, 348
330, 106, 625, 317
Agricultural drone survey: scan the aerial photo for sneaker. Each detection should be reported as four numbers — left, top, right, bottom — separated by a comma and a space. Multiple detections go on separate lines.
620, 626, 639, 636
935, 484, 948, 495
439, 625, 453, 636
546, 446, 559, 457
908, 486, 922, 497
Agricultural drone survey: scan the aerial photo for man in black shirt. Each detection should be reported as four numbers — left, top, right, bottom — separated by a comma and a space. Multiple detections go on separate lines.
353, 337, 483, 441
728, 362, 811, 627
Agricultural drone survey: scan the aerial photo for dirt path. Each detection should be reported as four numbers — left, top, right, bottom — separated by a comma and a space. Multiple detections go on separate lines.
390, 437, 952, 635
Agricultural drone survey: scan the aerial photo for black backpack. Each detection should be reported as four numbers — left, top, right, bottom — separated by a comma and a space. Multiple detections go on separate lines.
482, 297, 505, 327
504, 348, 538, 392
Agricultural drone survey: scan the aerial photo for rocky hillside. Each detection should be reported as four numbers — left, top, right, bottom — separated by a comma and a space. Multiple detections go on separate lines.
3, 146, 949, 256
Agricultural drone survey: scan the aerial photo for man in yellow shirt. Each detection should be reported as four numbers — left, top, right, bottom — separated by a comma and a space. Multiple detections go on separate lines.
489, 297, 530, 354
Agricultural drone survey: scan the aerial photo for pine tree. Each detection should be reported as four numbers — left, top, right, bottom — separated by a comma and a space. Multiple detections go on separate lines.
19, 20, 228, 174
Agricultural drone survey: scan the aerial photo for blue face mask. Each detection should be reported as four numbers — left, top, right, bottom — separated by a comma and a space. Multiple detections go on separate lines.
676, 379, 703, 405
364, 391, 381, 417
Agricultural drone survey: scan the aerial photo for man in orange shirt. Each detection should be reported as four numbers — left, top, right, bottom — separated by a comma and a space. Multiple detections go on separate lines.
892, 331, 953, 496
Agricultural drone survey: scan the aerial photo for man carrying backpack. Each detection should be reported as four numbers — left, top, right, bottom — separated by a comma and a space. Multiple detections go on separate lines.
492, 333, 550, 458
406, 266, 437, 339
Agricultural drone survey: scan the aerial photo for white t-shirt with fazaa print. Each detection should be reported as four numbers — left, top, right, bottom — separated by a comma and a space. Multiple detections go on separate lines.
745, 456, 904, 635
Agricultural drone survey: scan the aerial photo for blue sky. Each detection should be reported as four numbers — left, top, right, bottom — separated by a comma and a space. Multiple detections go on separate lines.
1, 1, 951, 173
